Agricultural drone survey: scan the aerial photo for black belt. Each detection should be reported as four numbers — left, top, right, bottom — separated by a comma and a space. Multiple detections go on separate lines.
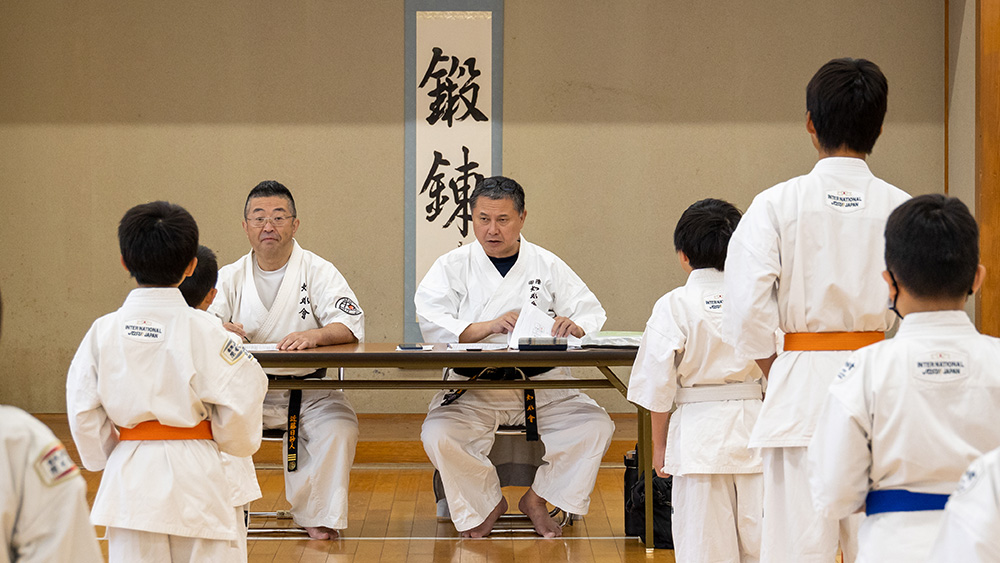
451, 366, 553, 378
268, 368, 327, 472
441, 367, 550, 441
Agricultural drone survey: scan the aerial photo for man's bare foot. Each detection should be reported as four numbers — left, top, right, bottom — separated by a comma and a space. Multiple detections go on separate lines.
459, 497, 508, 538
304, 526, 339, 540
518, 488, 562, 538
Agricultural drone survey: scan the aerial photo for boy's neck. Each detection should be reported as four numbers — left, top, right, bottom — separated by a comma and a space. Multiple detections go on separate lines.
897, 294, 969, 316
818, 146, 868, 160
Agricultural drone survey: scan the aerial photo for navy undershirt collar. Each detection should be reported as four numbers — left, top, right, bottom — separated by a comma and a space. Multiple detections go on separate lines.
489, 252, 519, 277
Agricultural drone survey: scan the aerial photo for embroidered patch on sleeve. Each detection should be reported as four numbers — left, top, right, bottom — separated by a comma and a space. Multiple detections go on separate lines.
34, 442, 79, 486
220, 338, 247, 365
336, 297, 363, 316
836, 360, 856, 380
953, 465, 981, 496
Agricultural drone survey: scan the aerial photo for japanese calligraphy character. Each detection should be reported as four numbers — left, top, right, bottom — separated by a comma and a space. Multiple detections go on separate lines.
420, 150, 451, 222
443, 146, 482, 237
418, 47, 489, 127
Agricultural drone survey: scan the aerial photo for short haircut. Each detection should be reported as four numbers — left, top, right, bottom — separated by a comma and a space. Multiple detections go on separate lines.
470, 176, 525, 215
244, 180, 297, 218
178, 245, 219, 307
118, 201, 199, 286
885, 194, 979, 299
673, 198, 742, 271
806, 57, 888, 155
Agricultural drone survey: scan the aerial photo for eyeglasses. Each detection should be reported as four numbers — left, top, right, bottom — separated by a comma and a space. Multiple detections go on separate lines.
246, 215, 295, 228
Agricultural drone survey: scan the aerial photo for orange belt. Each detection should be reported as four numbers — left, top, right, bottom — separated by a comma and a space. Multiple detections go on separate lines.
783, 331, 884, 351
118, 420, 213, 441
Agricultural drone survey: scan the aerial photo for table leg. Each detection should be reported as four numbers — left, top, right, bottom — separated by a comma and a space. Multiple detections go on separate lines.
635, 405, 655, 550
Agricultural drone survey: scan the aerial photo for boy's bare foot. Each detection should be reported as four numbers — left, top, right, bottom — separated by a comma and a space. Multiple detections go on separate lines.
459, 497, 508, 538
304, 526, 339, 540
518, 488, 562, 538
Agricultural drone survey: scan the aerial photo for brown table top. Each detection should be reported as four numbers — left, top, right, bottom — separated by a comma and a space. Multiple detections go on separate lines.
251, 342, 637, 370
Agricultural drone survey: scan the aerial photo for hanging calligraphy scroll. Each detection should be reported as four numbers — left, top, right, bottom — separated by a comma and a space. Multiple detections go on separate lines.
405, 1, 503, 340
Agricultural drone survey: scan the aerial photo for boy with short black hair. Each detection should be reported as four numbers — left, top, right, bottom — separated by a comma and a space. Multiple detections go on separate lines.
629, 198, 764, 563
67, 201, 268, 562
722, 57, 911, 563
179, 244, 220, 309
808, 194, 1000, 562
179, 243, 261, 560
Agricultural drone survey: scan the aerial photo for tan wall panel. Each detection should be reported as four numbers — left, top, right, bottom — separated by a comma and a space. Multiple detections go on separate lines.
0, 1, 945, 413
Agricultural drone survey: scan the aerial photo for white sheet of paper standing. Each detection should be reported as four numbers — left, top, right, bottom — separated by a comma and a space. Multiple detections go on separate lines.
507, 302, 555, 349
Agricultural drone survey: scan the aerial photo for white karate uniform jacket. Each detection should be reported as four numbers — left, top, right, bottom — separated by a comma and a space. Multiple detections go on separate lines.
1, 406, 102, 563
929, 447, 1000, 562
66, 288, 268, 541
723, 157, 911, 448
809, 311, 1000, 562
628, 268, 763, 476
415, 238, 606, 408
210, 239, 365, 374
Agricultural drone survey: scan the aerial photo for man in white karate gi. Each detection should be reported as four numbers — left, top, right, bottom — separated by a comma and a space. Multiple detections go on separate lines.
808, 194, 1000, 562
211, 180, 364, 540
721, 58, 910, 563
415, 175, 615, 538
1, 292, 103, 563
930, 447, 1000, 562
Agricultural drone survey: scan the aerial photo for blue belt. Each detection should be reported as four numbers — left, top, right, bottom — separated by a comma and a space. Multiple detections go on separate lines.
865, 489, 949, 516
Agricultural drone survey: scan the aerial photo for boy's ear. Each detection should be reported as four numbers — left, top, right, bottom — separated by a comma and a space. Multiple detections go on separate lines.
806, 112, 816, 135
182, 257, 198, 280
971, 264, 987, 295
121, 256, 129, 272
882, 270, 897, 299
197, 287, 218, 311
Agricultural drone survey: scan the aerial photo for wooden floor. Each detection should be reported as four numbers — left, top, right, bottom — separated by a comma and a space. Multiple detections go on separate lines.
39, 414, 676, 563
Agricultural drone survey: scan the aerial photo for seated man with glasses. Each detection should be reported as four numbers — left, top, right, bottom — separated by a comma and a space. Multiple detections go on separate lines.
210, 180, 365, 540
415, 175, 615, 538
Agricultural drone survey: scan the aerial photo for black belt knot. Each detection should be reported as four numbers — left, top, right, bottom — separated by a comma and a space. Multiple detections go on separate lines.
441, 367, 542, 441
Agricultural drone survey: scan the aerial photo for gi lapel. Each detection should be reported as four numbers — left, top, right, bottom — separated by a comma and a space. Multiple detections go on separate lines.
474, 240, 531, 322
255, 241, 305, 342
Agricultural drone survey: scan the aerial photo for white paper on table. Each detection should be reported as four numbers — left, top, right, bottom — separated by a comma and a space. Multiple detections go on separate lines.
507, 302, 585, 349
243, 343, 279, 352
507, 302, 554, 349
446, 342, 508, 351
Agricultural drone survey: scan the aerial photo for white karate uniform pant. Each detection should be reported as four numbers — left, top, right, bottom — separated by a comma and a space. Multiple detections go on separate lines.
760, 447, 860, 563
672, 473, 763, 563
263, 389, 358, 530
857, 510, 942, 563
108, 507, 246, 563
421, 391, 615, 532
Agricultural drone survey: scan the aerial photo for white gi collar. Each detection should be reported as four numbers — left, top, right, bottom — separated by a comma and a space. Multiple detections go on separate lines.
895, 310, 977, 337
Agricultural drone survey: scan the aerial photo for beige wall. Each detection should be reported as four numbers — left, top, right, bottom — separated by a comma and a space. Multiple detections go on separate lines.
0, 1, 945, 413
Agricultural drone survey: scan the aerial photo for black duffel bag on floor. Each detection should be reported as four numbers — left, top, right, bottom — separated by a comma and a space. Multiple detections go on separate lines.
623, 448, 674, 549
